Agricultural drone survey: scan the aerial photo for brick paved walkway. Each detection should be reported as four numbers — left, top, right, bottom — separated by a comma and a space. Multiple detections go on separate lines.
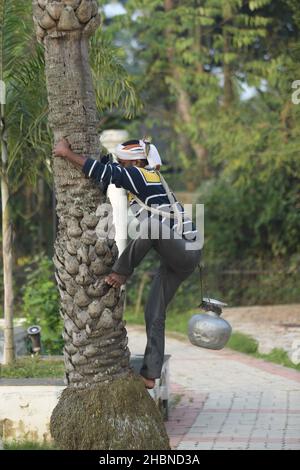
127, 325, 300, 450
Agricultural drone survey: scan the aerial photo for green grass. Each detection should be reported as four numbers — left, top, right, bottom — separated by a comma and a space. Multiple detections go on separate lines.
254, 348, 300, 370
4, 440, 56, 450
227, 331, 259, 354
125, 307, 190, 334
0, 356, 64, 379
226, 331, 300, 370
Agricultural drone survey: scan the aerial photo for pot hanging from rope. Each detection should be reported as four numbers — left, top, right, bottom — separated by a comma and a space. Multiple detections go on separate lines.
188, 264, 232, 350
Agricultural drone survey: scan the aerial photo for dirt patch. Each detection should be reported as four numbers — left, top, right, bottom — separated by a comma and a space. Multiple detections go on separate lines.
222, 304, 300, 355
223, 304, 300, 324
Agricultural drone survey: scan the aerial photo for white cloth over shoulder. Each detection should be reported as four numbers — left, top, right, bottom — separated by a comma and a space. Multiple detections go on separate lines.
139, 140, 162, 168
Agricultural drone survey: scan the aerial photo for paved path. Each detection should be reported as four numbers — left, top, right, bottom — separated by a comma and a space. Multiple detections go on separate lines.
127, 325, 300, 450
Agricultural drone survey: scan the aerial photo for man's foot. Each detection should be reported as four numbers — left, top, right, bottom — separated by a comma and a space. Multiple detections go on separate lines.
105, 272, 128, 288
140, 375, 156, 389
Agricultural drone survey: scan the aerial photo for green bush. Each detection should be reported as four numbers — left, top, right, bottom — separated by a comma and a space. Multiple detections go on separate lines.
21, 253, 63, 355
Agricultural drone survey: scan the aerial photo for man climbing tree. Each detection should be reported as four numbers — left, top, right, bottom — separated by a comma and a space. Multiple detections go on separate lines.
53, 137, 201, 390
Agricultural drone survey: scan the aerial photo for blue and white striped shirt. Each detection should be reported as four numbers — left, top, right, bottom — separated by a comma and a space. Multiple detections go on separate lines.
82, 157, 198, 240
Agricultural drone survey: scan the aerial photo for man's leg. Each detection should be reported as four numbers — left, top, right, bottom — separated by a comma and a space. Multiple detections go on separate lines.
113, 237, 154, 276
139, 262, 194, 381
106, 217, 165, 287
140, 237, 201, 383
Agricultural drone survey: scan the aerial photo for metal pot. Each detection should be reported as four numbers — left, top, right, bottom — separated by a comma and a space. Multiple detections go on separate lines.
188, 298, 232, 350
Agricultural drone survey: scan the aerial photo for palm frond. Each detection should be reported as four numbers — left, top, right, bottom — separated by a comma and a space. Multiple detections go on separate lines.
90, 33, 143, 119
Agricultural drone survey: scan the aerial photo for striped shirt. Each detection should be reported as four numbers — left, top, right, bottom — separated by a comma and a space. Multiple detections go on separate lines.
82, 157, 198, 241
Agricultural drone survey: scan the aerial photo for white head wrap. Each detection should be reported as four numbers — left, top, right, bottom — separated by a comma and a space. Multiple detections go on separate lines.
114, 140, 162, 168
114, 141, 146, 160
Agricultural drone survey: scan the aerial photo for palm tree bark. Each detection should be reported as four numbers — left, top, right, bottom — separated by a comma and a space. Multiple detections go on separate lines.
32, 0, 169, 450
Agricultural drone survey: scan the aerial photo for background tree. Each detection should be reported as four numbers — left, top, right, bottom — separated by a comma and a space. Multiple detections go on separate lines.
0, 0, 52, 364
97, 0, 299, 306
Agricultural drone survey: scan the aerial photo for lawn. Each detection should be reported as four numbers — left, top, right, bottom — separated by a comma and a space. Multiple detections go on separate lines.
0, 356, 64, 378
3, 440, 56, 450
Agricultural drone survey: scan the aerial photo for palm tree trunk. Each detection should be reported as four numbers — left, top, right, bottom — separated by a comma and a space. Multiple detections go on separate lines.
1, 105, 15, 365
32, 0, 169, 450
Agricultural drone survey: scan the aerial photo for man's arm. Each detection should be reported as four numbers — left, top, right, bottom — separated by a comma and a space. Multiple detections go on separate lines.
64, 150, 87, 168
53, 138, 141, 194
53, 138, 87, 168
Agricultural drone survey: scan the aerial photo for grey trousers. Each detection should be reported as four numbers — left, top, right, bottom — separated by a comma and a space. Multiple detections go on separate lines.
112, 225, 201, 379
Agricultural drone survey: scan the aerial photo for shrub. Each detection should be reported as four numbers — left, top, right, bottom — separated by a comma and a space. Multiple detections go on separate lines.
21, 253, 63, 355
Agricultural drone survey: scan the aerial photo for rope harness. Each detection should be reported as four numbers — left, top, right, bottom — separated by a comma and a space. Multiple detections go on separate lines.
131, 170, 184, 235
